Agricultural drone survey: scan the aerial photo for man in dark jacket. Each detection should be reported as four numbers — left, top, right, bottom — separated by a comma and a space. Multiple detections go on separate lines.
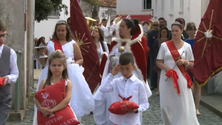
147, 21, 159, 90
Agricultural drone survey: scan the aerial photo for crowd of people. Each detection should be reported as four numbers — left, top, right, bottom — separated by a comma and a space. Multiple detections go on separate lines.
0, 14, 202, 125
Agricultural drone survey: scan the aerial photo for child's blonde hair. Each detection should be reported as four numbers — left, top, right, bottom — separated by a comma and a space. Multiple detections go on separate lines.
43, 50, 68, 88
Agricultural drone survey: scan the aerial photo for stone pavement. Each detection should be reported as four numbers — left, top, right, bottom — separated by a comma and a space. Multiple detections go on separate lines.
6, 70, 222, 125
7, 85, 222, 125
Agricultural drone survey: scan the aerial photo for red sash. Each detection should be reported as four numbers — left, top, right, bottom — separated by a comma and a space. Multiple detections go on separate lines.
166, 40, 192, 94
53, 40, 63, 52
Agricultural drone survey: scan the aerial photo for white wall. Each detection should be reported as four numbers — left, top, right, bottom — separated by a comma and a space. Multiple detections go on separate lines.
117, 0, 152, 15
34, 0, 70, 42
152, 0, 209, 30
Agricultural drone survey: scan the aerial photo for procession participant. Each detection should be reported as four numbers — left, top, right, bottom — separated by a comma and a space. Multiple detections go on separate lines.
156, 22, 199, 125
100, 18, 107, 33
184, 22, 196, 90
0, 20, 19, 125
100, 52, 149, 125
153, 26, 170, 95
133, 19, 149, 61
34, 50, 79, 125
35, 20, 94, 122
93, 18, 151, 125
147, 21, 159, 90
158, 17, 167, 28
91, 27, 109, 62
67, 17, 71, 28
175, 18, 189, 40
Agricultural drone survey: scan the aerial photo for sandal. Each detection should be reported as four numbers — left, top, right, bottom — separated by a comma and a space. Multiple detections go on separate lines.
196, 110, 201, 116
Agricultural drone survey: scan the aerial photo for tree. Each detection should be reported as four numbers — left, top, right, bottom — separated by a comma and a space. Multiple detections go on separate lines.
35, 0, 68, 22
35, 0, 99, 22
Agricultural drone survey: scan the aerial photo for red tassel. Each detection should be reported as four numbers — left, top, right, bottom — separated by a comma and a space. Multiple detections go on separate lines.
186, 74, 193, 88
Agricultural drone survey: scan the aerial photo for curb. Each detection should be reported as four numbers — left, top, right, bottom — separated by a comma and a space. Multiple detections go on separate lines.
200, 100, 222, 118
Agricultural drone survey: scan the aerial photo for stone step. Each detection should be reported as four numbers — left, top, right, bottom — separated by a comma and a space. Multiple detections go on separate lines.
201, 95, 222, 118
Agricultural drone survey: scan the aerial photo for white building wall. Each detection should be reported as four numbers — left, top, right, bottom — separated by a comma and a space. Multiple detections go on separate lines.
34, 0, 70, 42
117, 0, 152, 15
152, 0, 210, 29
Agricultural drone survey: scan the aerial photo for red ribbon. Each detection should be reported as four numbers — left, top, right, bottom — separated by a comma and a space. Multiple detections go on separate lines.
0, 77, 4, 86
185, 74, 192, 88
118, 94, 132, 101
165, 69, 180, 94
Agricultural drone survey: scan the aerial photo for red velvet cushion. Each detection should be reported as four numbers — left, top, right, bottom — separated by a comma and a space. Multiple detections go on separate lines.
108, 95, 139, 115
35, 80, 80, 125
0, 77, 4, 86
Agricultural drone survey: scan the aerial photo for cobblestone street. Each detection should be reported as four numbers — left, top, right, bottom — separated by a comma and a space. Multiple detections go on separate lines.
7, 83, 222, 125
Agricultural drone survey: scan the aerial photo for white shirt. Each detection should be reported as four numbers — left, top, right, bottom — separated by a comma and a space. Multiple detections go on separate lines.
100, 74, 149, 125
104, 25, 114, 44
100, 24, 107, 32
0, 44, 19, 84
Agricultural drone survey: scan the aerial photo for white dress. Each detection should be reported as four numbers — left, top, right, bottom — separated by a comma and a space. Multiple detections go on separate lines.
157, 42, 199, 125
97, 42, 109, 62
34, 40, 94, 122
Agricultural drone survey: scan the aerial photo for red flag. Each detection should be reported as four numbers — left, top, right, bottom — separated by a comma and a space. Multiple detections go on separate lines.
70, 0, 100, 93
190, 0, 222, 87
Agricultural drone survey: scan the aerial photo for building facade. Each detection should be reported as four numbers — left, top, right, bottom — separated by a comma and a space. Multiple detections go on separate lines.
117, 0, 152, 22
151, 0, 211, 28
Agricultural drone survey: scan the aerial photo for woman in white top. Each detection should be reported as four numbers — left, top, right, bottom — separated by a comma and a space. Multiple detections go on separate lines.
156, 22, 199, 125
91, 27, 109, 62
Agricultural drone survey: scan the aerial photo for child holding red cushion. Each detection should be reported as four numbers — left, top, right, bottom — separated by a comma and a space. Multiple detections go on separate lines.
100, 52, 149, 125
34, 50, 79, 125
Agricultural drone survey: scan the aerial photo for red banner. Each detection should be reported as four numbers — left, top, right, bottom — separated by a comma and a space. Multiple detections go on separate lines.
190, 0, 222, 86
70, 0, 100, 93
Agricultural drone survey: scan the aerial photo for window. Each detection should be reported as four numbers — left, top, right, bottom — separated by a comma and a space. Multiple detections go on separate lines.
161, 0, 164, 16
143, 0, 152, 9
169, 0, 174, 16
48, 10, 60, 19
179, 0, 184, 14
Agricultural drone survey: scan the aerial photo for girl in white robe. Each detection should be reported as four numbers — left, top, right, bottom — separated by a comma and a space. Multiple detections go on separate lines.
33, 20, 94, 124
